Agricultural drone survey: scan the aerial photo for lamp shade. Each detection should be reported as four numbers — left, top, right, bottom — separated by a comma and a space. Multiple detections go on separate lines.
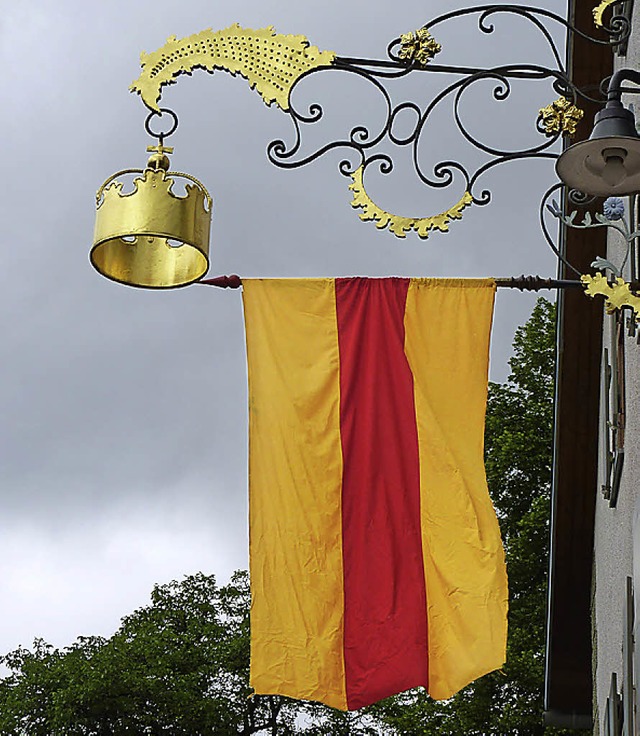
91, 156, 212, 288
556, 101, 640, 196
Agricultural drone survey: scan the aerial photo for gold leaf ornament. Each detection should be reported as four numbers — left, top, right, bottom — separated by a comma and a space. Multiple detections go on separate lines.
539, 97, 584, 137
349, 166, 472, 239
130, 24, 336, 112
593, 0, 621, 27
398, 28, 442, 67
581, 273, 640, 320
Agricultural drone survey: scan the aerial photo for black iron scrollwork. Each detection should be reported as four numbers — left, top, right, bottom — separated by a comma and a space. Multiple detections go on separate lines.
266, 4, 623, 242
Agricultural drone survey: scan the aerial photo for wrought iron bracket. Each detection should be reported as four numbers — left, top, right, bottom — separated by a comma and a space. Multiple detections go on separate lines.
128, 5, 629, 250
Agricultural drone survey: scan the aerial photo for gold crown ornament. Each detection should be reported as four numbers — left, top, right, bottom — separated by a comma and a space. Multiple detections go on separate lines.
90, 143, 212, 288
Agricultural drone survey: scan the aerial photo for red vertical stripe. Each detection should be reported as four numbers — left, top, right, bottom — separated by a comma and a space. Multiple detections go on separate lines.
335, 277, 429, 709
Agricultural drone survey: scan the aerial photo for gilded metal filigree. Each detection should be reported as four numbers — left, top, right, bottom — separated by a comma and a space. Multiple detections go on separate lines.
397, 28, 441, 67
348, 166, 472, 239
126, 7, 627, 247
581, 274, 640, 320
593, 0, 620, 27
539, 97, 584, 137
130, 24, 336, 112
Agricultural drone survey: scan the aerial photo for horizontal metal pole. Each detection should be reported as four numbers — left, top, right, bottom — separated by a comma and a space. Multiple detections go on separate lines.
197, 275, 588, 291
198, 275, 242, 288
494, 276, 584, 290
335, 57, 555, 80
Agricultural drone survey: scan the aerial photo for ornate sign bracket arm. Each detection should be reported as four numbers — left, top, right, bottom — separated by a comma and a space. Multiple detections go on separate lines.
126, 6, 622, 243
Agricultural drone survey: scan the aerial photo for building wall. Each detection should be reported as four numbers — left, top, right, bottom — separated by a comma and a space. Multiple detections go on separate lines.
593, 13, 640, 731
592, 310, 636, 731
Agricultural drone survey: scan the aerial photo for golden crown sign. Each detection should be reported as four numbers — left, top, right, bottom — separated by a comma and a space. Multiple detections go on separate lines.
91, 144, 212, 288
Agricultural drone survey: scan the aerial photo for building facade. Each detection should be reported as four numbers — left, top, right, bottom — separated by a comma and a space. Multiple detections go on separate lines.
591, 12, 640, 729
546, 2, 640, 733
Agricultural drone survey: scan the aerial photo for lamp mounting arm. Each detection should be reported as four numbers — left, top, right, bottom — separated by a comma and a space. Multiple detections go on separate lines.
607, 69, 640, 102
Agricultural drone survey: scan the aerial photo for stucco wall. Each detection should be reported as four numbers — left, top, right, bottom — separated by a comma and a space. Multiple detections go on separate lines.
592, 308, 637, 730
593, 17, 640, 730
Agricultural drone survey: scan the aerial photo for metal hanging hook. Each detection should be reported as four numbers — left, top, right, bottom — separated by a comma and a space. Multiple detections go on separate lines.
143, 108, 179, 171
144, 108, 179, 142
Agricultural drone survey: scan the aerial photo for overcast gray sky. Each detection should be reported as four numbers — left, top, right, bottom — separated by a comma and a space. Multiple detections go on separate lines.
1, 0, 565, 656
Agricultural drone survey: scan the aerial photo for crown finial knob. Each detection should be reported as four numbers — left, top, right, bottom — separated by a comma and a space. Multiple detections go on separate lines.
146, 143, 173, 171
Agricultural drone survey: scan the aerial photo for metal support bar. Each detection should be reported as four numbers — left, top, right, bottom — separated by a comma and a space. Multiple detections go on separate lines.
197, 275, 587, 290
606, 67, 640, 100
199, 275, 242, 288
334, 58, 560, 79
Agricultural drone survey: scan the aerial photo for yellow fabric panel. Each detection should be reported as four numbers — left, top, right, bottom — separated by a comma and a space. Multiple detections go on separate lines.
242, 278, 347, 710
404, 278, 508, 701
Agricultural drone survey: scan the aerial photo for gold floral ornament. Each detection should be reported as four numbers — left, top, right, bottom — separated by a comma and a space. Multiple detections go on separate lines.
130, 24, 336, 112
593, 0, 621, 27
398, 28, 442, 67
581, 273, 640, 320
539, 97, 584, 137
349, 166, 472, 239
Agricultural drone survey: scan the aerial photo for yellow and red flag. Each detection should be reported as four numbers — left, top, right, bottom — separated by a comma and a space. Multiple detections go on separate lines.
242, 277, 507, 711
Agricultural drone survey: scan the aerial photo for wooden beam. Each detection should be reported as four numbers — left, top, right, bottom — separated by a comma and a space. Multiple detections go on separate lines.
544, 0, 612, 724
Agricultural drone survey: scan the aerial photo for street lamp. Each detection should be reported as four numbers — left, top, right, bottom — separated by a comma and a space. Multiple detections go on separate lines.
556, 70, 640, 196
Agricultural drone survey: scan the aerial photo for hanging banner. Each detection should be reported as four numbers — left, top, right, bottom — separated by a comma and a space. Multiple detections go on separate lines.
242, 277, 507, 710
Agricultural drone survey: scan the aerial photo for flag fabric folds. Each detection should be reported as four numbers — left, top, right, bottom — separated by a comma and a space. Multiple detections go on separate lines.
242, 277, 508, 711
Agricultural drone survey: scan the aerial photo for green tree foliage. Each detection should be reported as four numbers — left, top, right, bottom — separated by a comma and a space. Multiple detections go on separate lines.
0, 572, 258, 735
0, 299, 580, 735
0, 573, 377, 736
